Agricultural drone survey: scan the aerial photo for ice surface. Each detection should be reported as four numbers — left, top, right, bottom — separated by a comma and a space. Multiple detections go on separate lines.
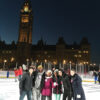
0, 79, 100, 100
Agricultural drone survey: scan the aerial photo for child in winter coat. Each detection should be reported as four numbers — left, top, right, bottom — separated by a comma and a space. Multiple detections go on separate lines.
40, 70, 53, 100
53, 69, 62, 100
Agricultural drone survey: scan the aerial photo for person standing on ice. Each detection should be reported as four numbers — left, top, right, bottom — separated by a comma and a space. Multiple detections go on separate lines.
58, 69, 72, 100
70, 69, 86, 100
19, 67, 34, 100
98, 70, 100, 84
53, 69, 62, 100
32, 65, 44, 100
14, 68, 19, 82
40, 70, 53, 100
18, 66, 23, 81
93, 70, 98, 84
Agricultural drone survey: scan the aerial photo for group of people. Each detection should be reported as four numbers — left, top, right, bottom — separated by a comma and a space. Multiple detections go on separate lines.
19, 65, 86, 100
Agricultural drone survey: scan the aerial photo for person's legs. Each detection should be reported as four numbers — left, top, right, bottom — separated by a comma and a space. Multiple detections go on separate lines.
19, 91, 26, 100
27, 91, 32, 100
63, 93, 67, 100
57, 94, 61, 100
68, 94, 72, 100
37, 89, 41, 100
47, 96, 52, 100
32, 88, 37, 100
54, 94, 57, 100
95, 76, 97, 84
41, 95, 46, 100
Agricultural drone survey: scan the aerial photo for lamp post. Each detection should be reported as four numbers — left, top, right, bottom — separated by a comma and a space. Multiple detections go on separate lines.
26, 59, 29, 67
3, 59, 7, 69
63, 60, 66, 69
69, 61, 72, 71
76, 63, 78, 73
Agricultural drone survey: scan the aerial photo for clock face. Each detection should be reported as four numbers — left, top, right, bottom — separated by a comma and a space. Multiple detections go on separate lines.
24, 6, 29, 12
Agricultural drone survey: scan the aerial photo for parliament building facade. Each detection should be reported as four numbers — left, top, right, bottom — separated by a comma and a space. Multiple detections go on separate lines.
0, 0, 90, 67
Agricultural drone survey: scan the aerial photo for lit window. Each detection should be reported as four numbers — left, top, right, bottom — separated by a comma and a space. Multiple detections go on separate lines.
78, 51, 81, 53
83, 51, 86, 53
9, 51, 12, 53
74, 55, 78, 57
21, 17, 29, 23
79, 55, 82, 57
86, 51, 89, 53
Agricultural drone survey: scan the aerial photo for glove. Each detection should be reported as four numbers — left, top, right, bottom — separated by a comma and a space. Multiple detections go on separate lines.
77, 94, 81, 98
54, 82, 58, 86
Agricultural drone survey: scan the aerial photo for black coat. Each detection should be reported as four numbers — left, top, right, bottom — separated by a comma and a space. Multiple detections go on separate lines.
32, 71, 38, 87
71, 74, 86, 100
19, 72, 33, 91
53, 76, 62, 94
98, 72, 100, 81
40, 72, 46, 92
62, 73, 72, 95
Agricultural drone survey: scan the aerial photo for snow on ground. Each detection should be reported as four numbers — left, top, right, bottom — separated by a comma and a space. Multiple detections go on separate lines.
0, 79, 100, 100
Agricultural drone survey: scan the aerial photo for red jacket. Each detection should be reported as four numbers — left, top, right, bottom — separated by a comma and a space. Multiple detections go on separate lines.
18, 68, 23, 75
14, 70, 19, 76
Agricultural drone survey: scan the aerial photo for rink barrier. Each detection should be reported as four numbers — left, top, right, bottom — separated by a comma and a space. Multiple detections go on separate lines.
0, 71, 15, 78
0, 71, 95, 82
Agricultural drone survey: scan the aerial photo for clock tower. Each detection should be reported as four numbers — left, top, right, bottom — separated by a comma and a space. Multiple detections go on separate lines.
17, 0, 33, 64
18, 0, 33, 44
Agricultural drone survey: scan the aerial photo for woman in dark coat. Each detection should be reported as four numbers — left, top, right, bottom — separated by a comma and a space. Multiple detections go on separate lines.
70, 69, 86, 100
53, 69, 62, 100
58, 69, 72, 100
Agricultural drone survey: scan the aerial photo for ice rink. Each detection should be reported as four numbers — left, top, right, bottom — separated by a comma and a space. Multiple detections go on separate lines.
0, 79, 100, 100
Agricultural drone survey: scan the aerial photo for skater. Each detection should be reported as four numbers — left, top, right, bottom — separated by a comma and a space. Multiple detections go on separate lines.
7, 70, 9, 78
14, 68, 19, 82
40, 70, 53, 100
32, 65, 45, 100
70, 69, 86, 100
59, 69, 72, 100
18, 66, 23, 81
53, 69, 62, 100
98, 70, 100, 84
93, 70, 98, 84
19, 67, 34, 100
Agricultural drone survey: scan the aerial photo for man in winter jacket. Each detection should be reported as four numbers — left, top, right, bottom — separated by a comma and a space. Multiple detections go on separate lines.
19, 67, 34, 100
32, 65, 44, 100
70, 69, 86, 100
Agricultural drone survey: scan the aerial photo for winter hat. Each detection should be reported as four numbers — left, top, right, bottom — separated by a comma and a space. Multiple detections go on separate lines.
54, 69, 58, 73
47, 70, 52, 74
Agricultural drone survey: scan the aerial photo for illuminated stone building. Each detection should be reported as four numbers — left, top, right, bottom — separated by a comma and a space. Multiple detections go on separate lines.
0, 0, 90, 67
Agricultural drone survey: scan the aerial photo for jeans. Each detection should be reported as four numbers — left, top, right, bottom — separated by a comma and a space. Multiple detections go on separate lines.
19, 75, 22, 81
19, 90, 32, 100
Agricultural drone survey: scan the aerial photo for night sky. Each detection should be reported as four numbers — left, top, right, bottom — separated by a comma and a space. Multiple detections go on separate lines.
0, 0, 100, 64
